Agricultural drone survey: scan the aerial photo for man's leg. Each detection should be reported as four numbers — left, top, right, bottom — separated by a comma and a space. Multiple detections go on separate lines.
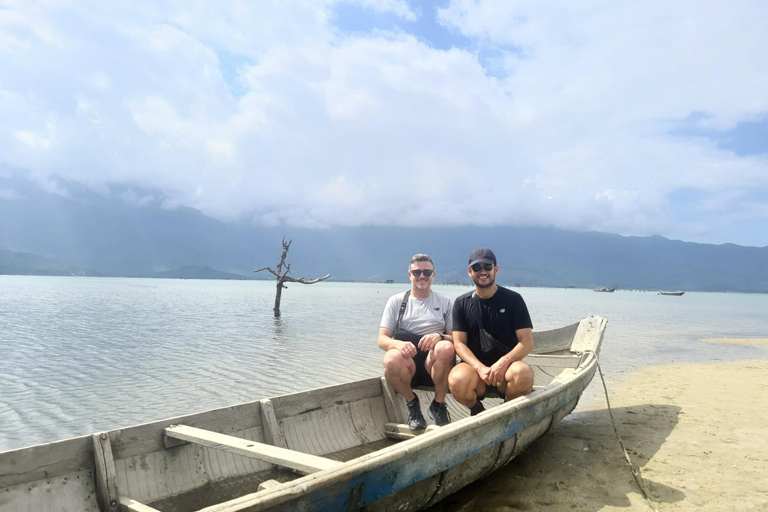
382, 349, 417, 401
501, 361, 534, 401
448, 362, 485, 408
425, 340, 456, 403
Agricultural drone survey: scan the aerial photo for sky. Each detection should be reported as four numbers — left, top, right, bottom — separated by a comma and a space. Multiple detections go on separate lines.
1, 0, 768, 247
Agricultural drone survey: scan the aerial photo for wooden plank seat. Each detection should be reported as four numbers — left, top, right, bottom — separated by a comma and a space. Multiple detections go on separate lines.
164, 424, 342, 475
120, 497, 164, 512
383, 422, 442, 440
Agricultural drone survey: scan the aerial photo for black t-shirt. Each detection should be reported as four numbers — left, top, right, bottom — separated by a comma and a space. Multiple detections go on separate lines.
452, 286, 533, 366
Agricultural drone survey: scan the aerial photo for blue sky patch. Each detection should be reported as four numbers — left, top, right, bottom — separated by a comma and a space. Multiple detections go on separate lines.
331, 0, 473, 51
670, 111, 768, 157
216, 48, 253, 99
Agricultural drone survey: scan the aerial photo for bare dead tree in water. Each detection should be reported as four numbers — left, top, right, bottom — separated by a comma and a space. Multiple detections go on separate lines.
255, 237, 331, 317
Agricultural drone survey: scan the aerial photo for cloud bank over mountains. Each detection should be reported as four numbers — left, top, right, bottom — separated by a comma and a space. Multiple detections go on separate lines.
2, 1, 768, 246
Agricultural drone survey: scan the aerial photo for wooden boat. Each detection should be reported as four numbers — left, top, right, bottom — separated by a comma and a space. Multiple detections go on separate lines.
658, 291, 685, 296
0, 315, 607, 512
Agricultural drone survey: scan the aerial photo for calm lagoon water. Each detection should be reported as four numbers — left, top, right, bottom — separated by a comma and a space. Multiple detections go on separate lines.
1, 275, 767, 452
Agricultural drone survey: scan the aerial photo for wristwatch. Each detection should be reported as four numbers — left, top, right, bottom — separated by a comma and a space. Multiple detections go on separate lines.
439, 333, 445, 340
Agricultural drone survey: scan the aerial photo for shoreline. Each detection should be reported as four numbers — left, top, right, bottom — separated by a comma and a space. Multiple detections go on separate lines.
428, 340, 768, 511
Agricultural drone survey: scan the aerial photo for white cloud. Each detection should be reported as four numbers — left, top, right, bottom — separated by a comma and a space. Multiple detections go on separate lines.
1, 0, 767, 245
0, 187, 23, 200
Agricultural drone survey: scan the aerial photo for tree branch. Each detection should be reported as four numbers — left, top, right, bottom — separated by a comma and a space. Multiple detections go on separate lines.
283, 273, 331, 285
254, 267, 280, 278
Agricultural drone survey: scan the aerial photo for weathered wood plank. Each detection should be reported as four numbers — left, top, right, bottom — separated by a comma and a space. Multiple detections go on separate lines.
523, 354, 581, 368
119, 496, 163, 512
259, 399, 288, 449
383, 423, 441, 440
531, 321, 579, 354
571, 316, 608, 354
164, 425, 341, 474
109, 402, 263, 460
270, 377, 382, 420
349, 397, 388, 444
93, 432, 121, 512
257, 479, 282, 492
0, 435, 93, 489
380, 377, 404, 424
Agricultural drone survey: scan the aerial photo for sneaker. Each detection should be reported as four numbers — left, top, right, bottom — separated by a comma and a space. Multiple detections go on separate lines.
428, 400, 450, 426
469, 400, 485, 416
405, 396, 427, 430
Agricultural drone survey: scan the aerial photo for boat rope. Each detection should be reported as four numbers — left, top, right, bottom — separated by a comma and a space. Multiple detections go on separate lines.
592, 353, 659, 512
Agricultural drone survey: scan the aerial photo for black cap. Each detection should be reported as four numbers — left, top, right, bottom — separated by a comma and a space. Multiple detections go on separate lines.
468, 247, 496, 267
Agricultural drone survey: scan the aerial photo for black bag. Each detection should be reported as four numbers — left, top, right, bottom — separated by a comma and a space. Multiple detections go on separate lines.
472, 293, 511, 354
392, 327, 422, 345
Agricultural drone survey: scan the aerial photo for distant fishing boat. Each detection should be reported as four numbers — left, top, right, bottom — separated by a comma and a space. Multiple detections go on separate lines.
659, 291, 685, 296
594, 286, 617, 293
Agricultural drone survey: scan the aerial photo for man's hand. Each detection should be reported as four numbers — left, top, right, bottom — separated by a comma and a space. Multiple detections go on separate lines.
476, 365, 493, 385
489, 357, 513, 387
417, 333, 442, 352
396, 340, 417, 359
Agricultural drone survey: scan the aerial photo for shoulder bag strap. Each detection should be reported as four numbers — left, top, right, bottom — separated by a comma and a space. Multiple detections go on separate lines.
471, 292, 485, 330
394, 290, 410, 332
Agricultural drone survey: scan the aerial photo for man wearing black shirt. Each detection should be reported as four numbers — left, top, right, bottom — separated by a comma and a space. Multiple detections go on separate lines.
448, 248, 534, 415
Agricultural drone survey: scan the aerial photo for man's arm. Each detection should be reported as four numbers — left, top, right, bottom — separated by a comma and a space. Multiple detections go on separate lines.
378, 327, 417, 358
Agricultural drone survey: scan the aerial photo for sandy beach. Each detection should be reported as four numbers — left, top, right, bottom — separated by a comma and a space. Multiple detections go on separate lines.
428, 340, 768, 512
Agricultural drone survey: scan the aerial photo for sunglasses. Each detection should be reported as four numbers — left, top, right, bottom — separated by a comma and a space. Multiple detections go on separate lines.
410, 269, 434, 277
470, 263, 494, 272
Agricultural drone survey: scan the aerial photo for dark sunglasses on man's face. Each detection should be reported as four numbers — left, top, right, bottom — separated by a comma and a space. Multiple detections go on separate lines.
410, 269, 434, 277
470, 263, 494, 272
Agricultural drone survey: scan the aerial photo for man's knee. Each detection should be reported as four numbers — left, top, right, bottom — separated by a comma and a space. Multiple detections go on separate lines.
506, 361, 534, 391
382, 349, 408, 371
433, 340, 455, 363
448, 365, 472, 394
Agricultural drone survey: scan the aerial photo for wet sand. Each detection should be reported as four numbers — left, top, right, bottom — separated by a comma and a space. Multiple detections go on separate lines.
428, 341, 768, 511
701, 338, 768, 348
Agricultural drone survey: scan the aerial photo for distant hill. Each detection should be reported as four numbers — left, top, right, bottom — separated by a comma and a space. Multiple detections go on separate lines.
149, 266, 258, 280
2, 173, 767, 292
0, 246, 102, 276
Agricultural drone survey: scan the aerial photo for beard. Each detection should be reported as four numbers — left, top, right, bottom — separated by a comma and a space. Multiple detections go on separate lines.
471, 273, 495, 288
414, 280, 431, 289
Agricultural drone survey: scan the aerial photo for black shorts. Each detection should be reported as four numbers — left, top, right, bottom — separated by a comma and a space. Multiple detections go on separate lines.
393, 328, 434, 388
410, 349, 434, 388
479, 384, 503, 399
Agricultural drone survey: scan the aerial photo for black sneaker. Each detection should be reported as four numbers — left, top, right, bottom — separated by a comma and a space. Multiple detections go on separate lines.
469, 400, 485, 416
428, 400, 450, 426
405, 396, 427, 430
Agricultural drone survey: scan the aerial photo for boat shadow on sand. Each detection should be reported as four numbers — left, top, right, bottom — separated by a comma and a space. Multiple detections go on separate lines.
427, 404, 684, 511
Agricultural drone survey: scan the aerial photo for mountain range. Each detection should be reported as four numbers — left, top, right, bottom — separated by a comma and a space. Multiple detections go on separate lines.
2, 172, 767, 292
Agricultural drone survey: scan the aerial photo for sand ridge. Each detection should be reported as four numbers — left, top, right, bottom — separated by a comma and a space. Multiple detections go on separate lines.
701, 338, 768, 347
